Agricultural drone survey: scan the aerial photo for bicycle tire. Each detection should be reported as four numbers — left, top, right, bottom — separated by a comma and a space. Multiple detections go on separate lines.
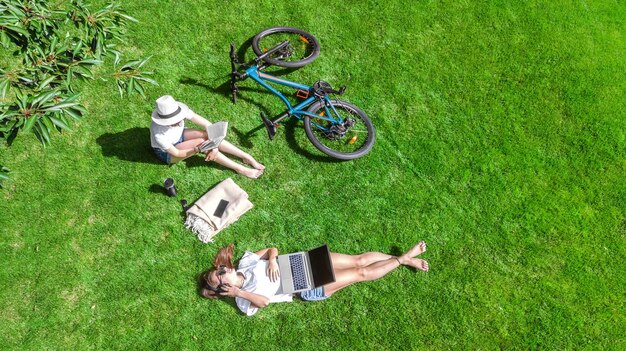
252, 27, 320, 68
304, 100, 375, 160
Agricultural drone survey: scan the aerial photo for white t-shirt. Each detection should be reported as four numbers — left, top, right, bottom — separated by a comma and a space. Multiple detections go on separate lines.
149, 111, 194, 151
236, 251, 293, 316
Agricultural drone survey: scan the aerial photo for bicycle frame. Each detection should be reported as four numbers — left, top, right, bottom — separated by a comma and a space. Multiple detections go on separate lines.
228, 33, 375, 160
243, 65, 345, 129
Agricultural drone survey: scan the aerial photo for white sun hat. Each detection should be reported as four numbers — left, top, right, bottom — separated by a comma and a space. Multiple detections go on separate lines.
151, 95, 191, 126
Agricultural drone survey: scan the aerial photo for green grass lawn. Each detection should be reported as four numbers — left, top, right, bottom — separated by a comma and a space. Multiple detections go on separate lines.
2, 0, 625, 349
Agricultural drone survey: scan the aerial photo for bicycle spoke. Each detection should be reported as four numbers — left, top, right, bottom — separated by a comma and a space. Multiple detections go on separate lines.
308, 104, 370, 153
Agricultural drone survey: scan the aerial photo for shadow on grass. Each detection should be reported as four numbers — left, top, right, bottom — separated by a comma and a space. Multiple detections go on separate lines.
180, 75, 275, 110
96, 127, 226, 171
180, 34, 303, 105
148, 183, 167, 195
96, 127, 161, 165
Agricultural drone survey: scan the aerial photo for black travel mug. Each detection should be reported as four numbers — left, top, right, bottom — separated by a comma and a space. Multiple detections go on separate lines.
163, 178, 176, 197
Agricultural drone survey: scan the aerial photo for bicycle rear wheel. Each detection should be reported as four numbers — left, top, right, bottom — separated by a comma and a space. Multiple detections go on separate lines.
304, 100, 375, 160
252, 27, 320, 68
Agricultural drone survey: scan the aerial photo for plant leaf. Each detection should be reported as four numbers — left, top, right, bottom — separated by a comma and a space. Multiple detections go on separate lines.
32, 90, 59, 107
73, 65, 94, 79
134, 76, 159, 86
80, 59, 103, 66
37, 75, 57, 91
133, 80, 145, 97
22, 116, 38, 134
49, 116, 71, 131
72, 39, 84, 57
34, 121, 51, 145
0, 79, 10, 98
117, 80, 125, 97
117, 13, 138, 22
4, 25, 29, 37
113, 51, 121, 66
126, 77, 134, 95
137, 55, 152, 68
63, 108, 82, 121
66, 67, 73, 88
42, 102, 80, 111
121, 60, 140, 70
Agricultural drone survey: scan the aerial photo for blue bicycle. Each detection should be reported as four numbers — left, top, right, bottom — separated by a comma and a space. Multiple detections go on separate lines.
230, 27, 375, 160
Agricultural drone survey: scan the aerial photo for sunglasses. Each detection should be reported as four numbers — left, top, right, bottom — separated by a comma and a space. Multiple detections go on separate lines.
207, 265, 228, 294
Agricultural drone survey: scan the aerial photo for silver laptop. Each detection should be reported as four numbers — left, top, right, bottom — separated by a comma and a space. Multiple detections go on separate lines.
276, 244, 336, 294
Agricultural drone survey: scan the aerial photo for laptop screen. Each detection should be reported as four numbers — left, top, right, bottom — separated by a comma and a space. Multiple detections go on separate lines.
308, 244, 336, 287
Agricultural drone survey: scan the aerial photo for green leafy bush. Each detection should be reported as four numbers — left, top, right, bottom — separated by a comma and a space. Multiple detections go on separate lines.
0, 0, 157, 187
0, 0, 158, 146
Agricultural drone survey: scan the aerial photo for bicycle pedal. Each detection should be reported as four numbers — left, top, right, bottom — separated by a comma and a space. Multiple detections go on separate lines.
260, 112, 277, 140
296, 89, 309, 99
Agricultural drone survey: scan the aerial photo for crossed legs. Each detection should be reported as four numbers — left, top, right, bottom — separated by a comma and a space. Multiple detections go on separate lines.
324, 241, 428, 296
173, 129, 264, 179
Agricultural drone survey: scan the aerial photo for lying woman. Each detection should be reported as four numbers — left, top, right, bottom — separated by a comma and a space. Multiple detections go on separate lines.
199, 242, 429, 316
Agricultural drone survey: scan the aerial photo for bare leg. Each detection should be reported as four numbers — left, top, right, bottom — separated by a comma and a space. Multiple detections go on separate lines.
324, 257, 401, 296
405, 241, 427, 257
177, 129, 264, 178
324, 242, 429, 296
212, 152, 263, 179
218, 140, 265, 170
183, 129, 207, 140
330, 252, 393, 270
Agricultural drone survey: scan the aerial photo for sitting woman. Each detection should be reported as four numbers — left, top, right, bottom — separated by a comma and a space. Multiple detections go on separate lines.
150, 95, 265, 179
199, 242, 429, 316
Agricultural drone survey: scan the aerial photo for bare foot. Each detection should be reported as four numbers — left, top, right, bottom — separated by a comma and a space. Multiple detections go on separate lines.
404, 241, 427, 258
405, 258, 429, 272
243, 157, 265, 170
238, 167, 264, 179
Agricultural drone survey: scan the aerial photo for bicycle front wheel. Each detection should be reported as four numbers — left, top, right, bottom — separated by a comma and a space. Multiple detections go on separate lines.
304, 100, 375, 160
252, 27, 320, 68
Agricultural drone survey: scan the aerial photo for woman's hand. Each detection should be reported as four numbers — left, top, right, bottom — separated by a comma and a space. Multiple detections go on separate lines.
218, 284, 240, 297
267, 259, 280, 282
219, 284, 270, 309
204, 148, 219, 161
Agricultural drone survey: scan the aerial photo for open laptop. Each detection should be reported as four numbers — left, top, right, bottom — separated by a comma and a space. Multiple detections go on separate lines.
276, 244, 336, 294
198, 121, 228, 152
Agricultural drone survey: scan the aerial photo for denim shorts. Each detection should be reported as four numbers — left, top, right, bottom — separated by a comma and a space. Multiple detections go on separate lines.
153, 135, 184, 164
299, 286, 328, 301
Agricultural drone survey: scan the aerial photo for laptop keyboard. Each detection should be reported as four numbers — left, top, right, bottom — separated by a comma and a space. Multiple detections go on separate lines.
289, 255, 309, 290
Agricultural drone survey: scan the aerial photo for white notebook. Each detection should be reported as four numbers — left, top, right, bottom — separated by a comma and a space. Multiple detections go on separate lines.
198, 121, 228, 152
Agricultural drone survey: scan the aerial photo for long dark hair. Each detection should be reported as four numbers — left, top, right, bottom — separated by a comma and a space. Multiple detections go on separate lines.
199, 244, 235, 299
